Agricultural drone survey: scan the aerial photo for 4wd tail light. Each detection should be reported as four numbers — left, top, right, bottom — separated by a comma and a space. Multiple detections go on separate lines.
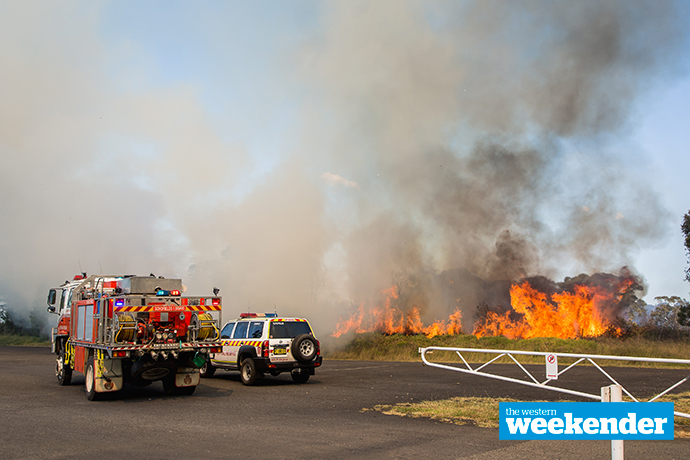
316, 339, 321, 356
262, 340, 269, 358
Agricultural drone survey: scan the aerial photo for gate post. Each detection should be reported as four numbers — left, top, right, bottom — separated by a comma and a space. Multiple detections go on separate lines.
602, 384, 624, 460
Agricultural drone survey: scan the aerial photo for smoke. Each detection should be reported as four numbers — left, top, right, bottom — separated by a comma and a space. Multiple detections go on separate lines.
0, 1, 687, 335
295, 0, 687, 328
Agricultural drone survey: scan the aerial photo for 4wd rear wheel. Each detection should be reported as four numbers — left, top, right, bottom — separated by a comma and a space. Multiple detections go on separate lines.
291, 334, 317, 364
85, 357, 101, 401
291, 369, 310, 384
199, 361, 216, 378
240, 358, 261, 386
56, 350, 72, 386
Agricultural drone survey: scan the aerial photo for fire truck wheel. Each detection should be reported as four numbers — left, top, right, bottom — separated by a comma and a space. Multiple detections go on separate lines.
56, 351, 72, 386
240, 358, 261, 386
291, 334, 317, 364
199, 361, 216, 378
162, 376, 197, 396
290, 369, 310, 384
85, 357, 102, 401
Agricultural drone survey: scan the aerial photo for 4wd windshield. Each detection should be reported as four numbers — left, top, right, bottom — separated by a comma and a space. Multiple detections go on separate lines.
270, 321, 312, 339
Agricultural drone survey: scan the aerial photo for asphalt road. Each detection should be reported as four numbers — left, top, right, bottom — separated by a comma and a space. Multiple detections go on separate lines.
1, 346, 689, 460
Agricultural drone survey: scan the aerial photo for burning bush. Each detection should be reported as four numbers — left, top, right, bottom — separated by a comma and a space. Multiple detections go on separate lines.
333, 269, 645, 340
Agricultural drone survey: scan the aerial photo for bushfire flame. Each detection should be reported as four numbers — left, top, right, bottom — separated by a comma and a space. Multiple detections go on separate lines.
333, 277, 632, 339
331, 286, 463, 338
473, 280, 629, 339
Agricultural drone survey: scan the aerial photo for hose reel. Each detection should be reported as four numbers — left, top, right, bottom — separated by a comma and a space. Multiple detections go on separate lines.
189, 313, 218, 341
113, 313, 136, 343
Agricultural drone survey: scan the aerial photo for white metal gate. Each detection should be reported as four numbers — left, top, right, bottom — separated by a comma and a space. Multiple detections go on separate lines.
419, 346, 690, 459
418, 346, 690, 418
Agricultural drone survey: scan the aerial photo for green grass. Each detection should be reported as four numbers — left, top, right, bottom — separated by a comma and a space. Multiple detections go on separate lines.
0, 334, 51, 347
372, 392, 690, 438
324, 333, 690, 367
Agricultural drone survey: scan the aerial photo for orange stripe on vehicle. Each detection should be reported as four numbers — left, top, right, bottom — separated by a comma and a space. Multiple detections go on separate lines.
114, 305, 222, 313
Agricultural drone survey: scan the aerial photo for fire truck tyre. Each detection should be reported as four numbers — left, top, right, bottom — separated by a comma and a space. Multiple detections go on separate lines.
199, 361, 216, 378
291, 369, 310, 384
162, 376, 197, 396
85, 357, 102, 401
240, 358, 261, 386
291, 334, 317, 364
56, 350, 72, 386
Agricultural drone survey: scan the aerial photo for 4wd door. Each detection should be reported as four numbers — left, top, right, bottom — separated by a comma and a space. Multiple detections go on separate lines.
212, 322, 236, 367
224, 321, 249, 368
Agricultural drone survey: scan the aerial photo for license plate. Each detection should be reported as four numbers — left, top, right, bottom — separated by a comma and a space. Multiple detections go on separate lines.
273, 348, 287, 355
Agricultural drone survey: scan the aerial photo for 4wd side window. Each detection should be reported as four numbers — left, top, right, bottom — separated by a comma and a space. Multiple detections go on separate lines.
221, 322, 235, 339
248, 321, 263, 339
232, 321, 248, 339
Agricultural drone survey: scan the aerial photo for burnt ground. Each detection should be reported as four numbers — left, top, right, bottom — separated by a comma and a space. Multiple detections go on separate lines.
1, 346, 689, 459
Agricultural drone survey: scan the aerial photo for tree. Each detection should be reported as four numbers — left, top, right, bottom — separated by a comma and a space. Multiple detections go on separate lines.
625, 298, 649, 326
678, 302, 690, 327
680, 211, 690, 282
0, 303, 18, 335
650, 296, 688, 330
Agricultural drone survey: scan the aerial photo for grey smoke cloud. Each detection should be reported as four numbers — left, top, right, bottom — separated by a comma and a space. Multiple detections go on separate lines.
0, 1, 687, 335
296, 0, 686, 326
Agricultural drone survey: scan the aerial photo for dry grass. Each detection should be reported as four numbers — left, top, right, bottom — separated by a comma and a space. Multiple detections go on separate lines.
324, 333, 690, 368
373, 397, 521, 428
372, 392, 690, 439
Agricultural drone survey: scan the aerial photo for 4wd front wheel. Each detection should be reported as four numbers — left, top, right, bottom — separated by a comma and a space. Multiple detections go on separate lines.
240, 358, 261, 386
291, 369, 310, 384
199, 361, 216, 378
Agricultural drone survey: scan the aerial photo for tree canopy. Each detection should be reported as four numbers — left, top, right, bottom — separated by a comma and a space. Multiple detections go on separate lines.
683, 211, 690, 284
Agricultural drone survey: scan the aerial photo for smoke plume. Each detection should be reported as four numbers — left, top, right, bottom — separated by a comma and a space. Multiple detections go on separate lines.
0, 1, 687, 335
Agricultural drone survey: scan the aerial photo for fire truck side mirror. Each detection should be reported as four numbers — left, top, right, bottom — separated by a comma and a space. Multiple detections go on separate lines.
47, 289, 58, 314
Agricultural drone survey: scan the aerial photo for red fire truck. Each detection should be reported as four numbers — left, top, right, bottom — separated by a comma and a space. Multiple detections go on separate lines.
47, 274, 222, 400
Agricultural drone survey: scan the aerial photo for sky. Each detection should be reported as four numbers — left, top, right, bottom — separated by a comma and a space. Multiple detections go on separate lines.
1, 0, 689, 334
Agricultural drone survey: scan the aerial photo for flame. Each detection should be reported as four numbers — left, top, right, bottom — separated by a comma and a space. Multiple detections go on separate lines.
473, 280, 627, 339
333, 277, 630, 340
332, 286, 463, 338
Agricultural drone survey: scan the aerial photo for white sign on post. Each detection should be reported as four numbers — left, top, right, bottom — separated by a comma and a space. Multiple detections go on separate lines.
546, 353, 558, 380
